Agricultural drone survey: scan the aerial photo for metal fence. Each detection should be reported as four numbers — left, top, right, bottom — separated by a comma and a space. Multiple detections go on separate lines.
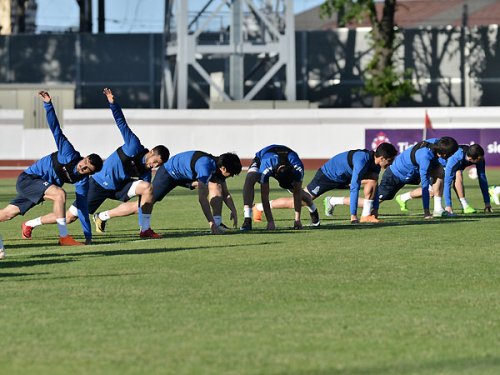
1, 26, 500, 109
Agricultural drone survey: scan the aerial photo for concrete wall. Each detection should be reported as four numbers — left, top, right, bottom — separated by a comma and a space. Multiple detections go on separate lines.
1, 107, 500, 160
0, 109, 23, 159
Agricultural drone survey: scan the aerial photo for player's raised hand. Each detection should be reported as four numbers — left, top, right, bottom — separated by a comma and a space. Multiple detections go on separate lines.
38, 91, 51, 103
103, 87, 115, 103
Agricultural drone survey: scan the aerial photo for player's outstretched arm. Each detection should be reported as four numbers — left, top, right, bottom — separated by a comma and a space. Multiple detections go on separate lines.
104, 88, 142, 153
198, 182, 224, 234
39, 91, 77, 158
74, 180, 92, 244
221, 181, 238, 228
260, 183, 275, 230
292, 181, 303, 230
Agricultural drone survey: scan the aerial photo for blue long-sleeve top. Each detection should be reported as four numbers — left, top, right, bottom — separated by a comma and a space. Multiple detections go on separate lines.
24, 102, 91, 240
92, 102, 151, 190
441, 147, 490, 207
321, 150, 380, 215
255, 145, 304, 185
390, 138, 439, 210
163, 151, 217, 185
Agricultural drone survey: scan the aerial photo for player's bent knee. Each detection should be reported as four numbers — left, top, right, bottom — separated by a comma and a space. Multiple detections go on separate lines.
142, 183, 154, 197
0, 211, 16, 221
67, 205, 79, 222
362, 179, 377, 187
127, 180, 144, 199
52, 188, 67, 203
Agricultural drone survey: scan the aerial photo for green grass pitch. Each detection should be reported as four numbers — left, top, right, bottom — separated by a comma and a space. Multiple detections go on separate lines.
1, 170, 499, 375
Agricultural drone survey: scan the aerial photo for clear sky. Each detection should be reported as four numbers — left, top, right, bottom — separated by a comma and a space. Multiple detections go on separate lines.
36, 0, 325, 33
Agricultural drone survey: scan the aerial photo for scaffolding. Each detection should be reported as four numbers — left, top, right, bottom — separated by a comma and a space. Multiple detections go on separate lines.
162, 0, 296, 109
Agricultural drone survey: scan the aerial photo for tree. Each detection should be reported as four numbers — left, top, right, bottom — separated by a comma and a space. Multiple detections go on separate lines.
321, 0, 415, 107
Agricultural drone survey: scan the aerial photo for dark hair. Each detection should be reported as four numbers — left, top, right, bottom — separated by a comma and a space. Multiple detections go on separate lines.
87, 153, 103, 173
275, 165, 295, 189
436, 137, 458, 159
218, 152, 242, 176
466, 144, 484, 159
375, 143, 398, 158
152, 145, 170, 163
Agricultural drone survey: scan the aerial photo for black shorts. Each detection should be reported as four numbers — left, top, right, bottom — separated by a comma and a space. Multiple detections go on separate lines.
10, 172, 52, 215
306, 169, 349, 198
247, 157, 261, 172
378, 167, 420, 201
152, 167, 193, 202
74, 177, 135, 214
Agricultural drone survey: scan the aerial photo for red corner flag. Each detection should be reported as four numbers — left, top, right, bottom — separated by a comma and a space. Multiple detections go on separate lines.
423, 110, 433, 140
425, 110, 433, 130
425, 111, 432, 129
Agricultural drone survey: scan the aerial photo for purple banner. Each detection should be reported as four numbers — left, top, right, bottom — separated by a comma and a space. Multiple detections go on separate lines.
365, 129, 500, 166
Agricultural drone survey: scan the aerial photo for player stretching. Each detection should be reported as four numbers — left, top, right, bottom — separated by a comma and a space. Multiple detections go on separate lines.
396, 144, 493, 214
24, 88, 169, 239
374, 137, 458, 218
241, 145, 305, 230
252, 143, 397, 225
0, 91, 103, 248
95, 150, 242, 234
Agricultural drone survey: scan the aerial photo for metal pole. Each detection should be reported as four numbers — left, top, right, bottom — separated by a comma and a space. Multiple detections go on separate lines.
462, 4, 471, 107
177, 0, 189, 108
285, 0, 296, 100
230, 0, 244, 100
98, 0, 105, 33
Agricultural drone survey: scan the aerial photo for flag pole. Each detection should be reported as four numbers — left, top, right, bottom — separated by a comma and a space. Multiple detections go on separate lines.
423, 110, 428, 140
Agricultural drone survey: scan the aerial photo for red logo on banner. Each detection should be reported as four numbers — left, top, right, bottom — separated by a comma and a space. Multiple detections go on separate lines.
371, 132, 391, 150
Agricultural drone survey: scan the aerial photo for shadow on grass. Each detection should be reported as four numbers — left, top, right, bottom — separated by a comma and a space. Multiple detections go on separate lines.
0, 258, 75, 269
276, 355, 500, 375
3, 241, 63, 249
27, 241, 281, 259
313, 216, 481, 231
24, 272, 144, 282
0, 272, 44, 278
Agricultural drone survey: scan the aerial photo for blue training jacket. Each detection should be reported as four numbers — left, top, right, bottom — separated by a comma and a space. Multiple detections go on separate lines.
92, 102, 151, 191
441, 146, 489, 207
163, 151, 217, 185
389, 138, 440, 210
24, 102, 92, 240
254, 145, 304, 185
321, 150, 380, 215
